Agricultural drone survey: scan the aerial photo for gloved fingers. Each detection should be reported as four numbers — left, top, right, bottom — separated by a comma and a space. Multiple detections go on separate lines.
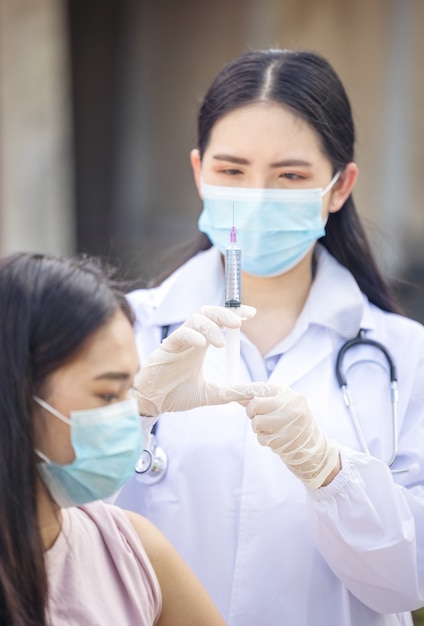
251, 413, 306, 444
245, 387, 292, 418
255, 429, 283, 448
167, 305, 257, 353
160, 325, 207, 354
229, 382, 283, 406
198, 304, 256, 328
235, 304, 257, 321
180, 311, 231, 348
245, 387, 310, 420
210, 382, 282, 405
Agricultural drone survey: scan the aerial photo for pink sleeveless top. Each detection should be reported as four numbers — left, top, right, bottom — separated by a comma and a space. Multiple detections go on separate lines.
44, 501, 162, 625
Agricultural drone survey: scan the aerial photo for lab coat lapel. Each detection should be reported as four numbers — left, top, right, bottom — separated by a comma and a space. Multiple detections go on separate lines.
269, 326, 334, 387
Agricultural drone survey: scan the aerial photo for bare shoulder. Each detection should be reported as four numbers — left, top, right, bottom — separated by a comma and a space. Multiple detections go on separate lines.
123, 510, 226, 626
123, 509, 172, 564
124, 510, 163, 545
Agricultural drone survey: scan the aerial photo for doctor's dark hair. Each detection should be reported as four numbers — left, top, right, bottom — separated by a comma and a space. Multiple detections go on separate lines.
155, 48, 398, 313
0, 252, 133, 626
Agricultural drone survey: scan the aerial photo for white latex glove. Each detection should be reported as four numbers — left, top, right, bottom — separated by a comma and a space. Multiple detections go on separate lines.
246, 387, 340, 489
133, 305, 279, 417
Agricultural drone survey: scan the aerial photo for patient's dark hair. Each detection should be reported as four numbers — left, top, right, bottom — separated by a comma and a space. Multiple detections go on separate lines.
0, 252, 133, 625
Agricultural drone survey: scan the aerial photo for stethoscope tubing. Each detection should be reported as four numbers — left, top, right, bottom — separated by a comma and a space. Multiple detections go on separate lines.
335, 331, 402, 471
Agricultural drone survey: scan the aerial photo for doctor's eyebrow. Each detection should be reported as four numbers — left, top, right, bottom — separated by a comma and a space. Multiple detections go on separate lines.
269, 158, 313, 168
212, 154, 250, 165
212, 153, 313, 168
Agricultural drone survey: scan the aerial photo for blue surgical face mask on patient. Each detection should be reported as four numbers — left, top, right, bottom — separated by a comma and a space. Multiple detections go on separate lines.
33, 396, 142, 508
198, 173, 340, 277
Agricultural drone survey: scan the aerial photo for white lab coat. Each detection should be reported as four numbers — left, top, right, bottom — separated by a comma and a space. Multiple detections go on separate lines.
116, 245, 424, 626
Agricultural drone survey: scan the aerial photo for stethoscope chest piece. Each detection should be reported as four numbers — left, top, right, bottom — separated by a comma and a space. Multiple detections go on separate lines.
135, 432, 168, 485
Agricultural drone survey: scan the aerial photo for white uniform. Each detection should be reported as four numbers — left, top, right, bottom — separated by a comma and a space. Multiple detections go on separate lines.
116, 244, 424, 626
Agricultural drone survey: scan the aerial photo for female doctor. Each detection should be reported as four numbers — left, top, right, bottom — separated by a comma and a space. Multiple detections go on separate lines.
116, 49, 424, 625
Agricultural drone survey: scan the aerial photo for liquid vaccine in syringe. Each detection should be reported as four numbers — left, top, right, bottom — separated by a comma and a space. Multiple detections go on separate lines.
225, 226, 242, 307
225, 223, 241, 384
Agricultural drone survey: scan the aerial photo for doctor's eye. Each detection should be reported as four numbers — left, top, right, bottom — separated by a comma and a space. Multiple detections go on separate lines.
220, 168, 243, 176
279, 172, 305, 181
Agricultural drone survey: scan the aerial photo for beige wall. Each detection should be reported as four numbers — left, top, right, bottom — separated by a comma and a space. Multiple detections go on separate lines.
0, 0, 74, 256
411, 0, 424, 256
0, 0, 423, 284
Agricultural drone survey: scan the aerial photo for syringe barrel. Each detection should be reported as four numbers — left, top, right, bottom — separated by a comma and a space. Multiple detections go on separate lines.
225, 244, 241, 306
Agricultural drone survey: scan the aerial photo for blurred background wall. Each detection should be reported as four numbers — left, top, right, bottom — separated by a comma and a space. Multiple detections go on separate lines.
0, 0, 74, 255
1, 0, 424, 320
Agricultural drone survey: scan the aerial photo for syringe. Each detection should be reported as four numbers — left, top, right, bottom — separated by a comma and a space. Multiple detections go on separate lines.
225, 218, 242, 385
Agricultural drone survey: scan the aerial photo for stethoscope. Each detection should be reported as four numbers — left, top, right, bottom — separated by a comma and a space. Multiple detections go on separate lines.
134, 425, 168, 485
336, 329, 415, 474
134, 326, 416, 483
134, 325, 170, 485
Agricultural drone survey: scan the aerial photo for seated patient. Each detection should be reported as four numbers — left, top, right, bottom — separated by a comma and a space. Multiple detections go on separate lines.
0, 252, 266, 626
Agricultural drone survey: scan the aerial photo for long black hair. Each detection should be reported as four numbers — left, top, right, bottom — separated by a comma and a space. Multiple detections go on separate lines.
0, 252, 133, 626
152, 49, 399, 313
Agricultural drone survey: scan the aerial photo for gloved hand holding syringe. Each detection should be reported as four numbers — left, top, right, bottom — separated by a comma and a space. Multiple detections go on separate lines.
225, 209, 242, 384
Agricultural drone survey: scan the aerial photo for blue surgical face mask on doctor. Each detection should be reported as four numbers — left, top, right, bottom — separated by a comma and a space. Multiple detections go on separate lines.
198, 172, 340, 277
33, 396, 142, 508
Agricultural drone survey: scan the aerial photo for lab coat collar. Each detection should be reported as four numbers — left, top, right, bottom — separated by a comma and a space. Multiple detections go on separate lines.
140, 244, 374, 339
305, 244, 374, 339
